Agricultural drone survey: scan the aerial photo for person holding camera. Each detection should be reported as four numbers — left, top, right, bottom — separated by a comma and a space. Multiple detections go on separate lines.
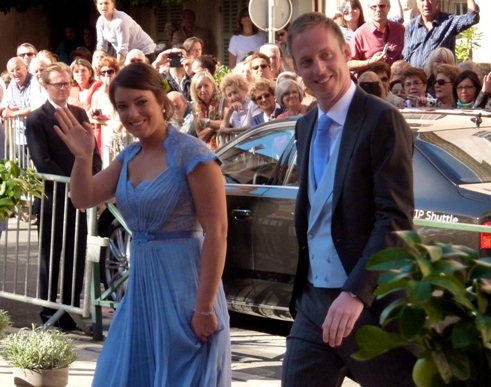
332, 0, 366, 43
153, 46, 192, 101
347, 0, 404, 75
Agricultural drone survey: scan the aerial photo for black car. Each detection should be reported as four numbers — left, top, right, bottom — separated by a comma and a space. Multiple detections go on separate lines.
217, 110, 491, 320
98, 110, 491, 321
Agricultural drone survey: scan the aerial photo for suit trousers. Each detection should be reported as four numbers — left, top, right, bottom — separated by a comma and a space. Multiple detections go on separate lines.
39, 195, 87, 318
282, 283, 416, 387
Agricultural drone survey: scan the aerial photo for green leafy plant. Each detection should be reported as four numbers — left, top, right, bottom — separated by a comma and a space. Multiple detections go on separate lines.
353, 231, 491, 386
0, 160, 43, 221
214, 65, 231, 87
0, 309, 12, 339
455, 27, 483, 62
2, 326, 77, 370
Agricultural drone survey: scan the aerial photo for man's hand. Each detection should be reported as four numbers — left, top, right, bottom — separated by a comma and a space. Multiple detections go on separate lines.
322, 291, 364, 347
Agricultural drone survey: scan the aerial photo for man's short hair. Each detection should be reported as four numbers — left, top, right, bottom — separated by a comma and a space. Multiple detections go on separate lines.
248, 52, 271, 67
287, 12, 345, 62
41, 62, 72, 85
366, 62, 391, 79
17, 43, 38, 54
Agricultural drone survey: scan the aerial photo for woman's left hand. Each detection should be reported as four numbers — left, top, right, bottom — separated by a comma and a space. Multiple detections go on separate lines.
191, 312, 219, 343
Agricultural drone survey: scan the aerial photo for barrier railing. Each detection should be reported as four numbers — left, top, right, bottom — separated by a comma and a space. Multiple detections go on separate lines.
3, 116, 32, 169
0, 173, 98, 336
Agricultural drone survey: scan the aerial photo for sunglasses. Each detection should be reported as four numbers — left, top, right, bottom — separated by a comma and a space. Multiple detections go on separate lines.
256, 93, 272, 101
47, 82, 72, 90
252, 64, 268, 71
435, 79, 451, 86
369, 4, 388, 10
100, 69, 116, 76
277, 32, 286, 37
18, 52, 35, 57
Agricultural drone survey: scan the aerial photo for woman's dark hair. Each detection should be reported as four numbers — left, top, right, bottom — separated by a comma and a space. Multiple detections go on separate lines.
235, 7, 259, 35
109, 63, 174, 121
183, 37, 205, 54
194, 55, 218, 76
452, 70, 481, 103
340, 0, 365, 29
70, 58, 96, 84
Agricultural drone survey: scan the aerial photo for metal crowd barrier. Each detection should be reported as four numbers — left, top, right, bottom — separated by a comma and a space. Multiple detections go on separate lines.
0, 173, 98, 336
90, 119, 135, 168
3, 116, 32, 169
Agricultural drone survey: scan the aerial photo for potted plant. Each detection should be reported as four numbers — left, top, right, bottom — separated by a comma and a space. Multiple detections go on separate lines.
2, 326, 77, 387
0, 159, 43, 221
353, 230, 491, 386
0, 309, 12, 339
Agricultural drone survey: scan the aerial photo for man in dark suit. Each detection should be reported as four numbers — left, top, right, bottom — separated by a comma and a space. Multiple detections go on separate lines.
281, 13, 416, 386
26, 62, 102, 330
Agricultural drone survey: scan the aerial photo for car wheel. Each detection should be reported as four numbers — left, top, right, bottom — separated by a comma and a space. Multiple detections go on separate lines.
100, 219, 131, 302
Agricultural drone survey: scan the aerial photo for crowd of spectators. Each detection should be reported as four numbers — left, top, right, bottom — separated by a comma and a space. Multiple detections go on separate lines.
1, 1, 491, 163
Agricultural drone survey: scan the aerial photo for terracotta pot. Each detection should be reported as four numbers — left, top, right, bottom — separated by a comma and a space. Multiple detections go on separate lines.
13, 367, 69, 387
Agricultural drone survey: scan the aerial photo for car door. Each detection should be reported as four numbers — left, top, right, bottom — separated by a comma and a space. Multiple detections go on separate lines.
219, 121, 296, 315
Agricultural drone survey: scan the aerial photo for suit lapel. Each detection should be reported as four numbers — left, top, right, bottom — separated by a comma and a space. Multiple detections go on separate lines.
332, 87, 367, 210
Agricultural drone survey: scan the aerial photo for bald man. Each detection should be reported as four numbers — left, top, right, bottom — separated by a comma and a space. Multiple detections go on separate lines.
124, 49, 147, 66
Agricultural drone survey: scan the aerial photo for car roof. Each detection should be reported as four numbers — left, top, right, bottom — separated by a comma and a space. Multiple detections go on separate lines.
401, 109, 491, 132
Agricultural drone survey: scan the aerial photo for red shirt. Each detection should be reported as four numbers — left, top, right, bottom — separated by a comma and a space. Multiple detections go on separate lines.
349, 21, 405, 65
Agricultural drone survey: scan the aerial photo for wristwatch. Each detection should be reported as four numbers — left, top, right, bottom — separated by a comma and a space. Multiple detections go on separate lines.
202, 118, 210, 128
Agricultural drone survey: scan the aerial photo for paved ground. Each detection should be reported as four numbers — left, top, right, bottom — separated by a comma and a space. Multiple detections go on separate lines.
0, 298, 359, 387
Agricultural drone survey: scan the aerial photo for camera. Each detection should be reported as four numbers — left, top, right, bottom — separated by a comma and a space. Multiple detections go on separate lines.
168, 52, 183, 68
338, 7, 349, 15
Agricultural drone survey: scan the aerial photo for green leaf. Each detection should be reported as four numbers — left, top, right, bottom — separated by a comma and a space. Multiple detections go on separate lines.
373, 278, 409, 297
379, 298, 407, 326
367, 247, 416, 271
408, 281, 432, 305
352, 325, 410, 360
432, 349, 471, 383
415, 254, 433, 277
451, 319, 478, 348
400, 306, 426, 339
475, 315, 491, 345
420, 244, 444, 263
425, 274, 475, 311
377, 270, 412, 287
394, 230, 421, 248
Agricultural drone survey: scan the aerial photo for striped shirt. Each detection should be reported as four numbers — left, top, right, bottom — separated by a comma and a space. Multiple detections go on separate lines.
403, 11, 479, 68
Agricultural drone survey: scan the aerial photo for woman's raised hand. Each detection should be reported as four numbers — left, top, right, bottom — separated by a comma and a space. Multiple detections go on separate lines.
54, 107, 95, 159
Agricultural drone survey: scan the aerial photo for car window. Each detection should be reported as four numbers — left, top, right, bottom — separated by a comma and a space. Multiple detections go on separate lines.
220, 127, 295, 185
415, 130, 491, 184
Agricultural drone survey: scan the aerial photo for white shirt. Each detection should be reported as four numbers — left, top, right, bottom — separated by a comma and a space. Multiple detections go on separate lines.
228, 33, 267, 63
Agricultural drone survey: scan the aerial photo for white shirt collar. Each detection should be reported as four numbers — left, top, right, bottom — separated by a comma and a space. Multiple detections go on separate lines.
317, 81, 357, 126
47, 97, 68, 110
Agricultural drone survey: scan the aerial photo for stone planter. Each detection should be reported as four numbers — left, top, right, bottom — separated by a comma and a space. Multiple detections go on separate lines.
13, 367, 69, 387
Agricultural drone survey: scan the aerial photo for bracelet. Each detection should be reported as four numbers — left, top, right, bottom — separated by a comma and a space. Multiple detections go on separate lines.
194, 308, 215, 316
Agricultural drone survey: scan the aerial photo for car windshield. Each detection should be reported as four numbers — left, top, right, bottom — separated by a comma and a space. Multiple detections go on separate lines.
220, 126, 295, 185
415, 129, 491, 184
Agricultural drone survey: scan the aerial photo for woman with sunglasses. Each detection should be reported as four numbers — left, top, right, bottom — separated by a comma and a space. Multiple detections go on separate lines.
90, 57, 124, 166
249, 78, 284, 127
228, 7, 266, 69
433, 64, 460, 109
69, 58, 103, 112
333, 0, 365, 43
249, 52, 274, 81
453, 70, 481, 109
423, 47, 455, 97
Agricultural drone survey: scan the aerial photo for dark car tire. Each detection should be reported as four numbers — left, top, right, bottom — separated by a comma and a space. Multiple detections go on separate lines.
99, 218, 131, 302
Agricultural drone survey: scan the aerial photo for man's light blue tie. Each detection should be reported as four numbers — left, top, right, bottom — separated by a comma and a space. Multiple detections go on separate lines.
313, 114, 333, 187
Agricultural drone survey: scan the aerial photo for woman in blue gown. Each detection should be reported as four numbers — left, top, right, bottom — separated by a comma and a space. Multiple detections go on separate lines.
53, 63, 231, 386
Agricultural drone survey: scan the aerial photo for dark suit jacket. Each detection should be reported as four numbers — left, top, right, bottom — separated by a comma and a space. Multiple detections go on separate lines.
290, 87, 414, 315
26, 101, 102, 210
251, 106, 285, 127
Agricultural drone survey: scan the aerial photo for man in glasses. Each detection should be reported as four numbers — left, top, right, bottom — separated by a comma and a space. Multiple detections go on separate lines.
404, 0, 480, 68
348, 0, 404, 75
25, 62, 102, 331
17, 43, 38, 67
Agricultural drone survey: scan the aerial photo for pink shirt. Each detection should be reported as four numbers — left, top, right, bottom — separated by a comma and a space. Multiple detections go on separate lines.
349, 21, 405, 65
